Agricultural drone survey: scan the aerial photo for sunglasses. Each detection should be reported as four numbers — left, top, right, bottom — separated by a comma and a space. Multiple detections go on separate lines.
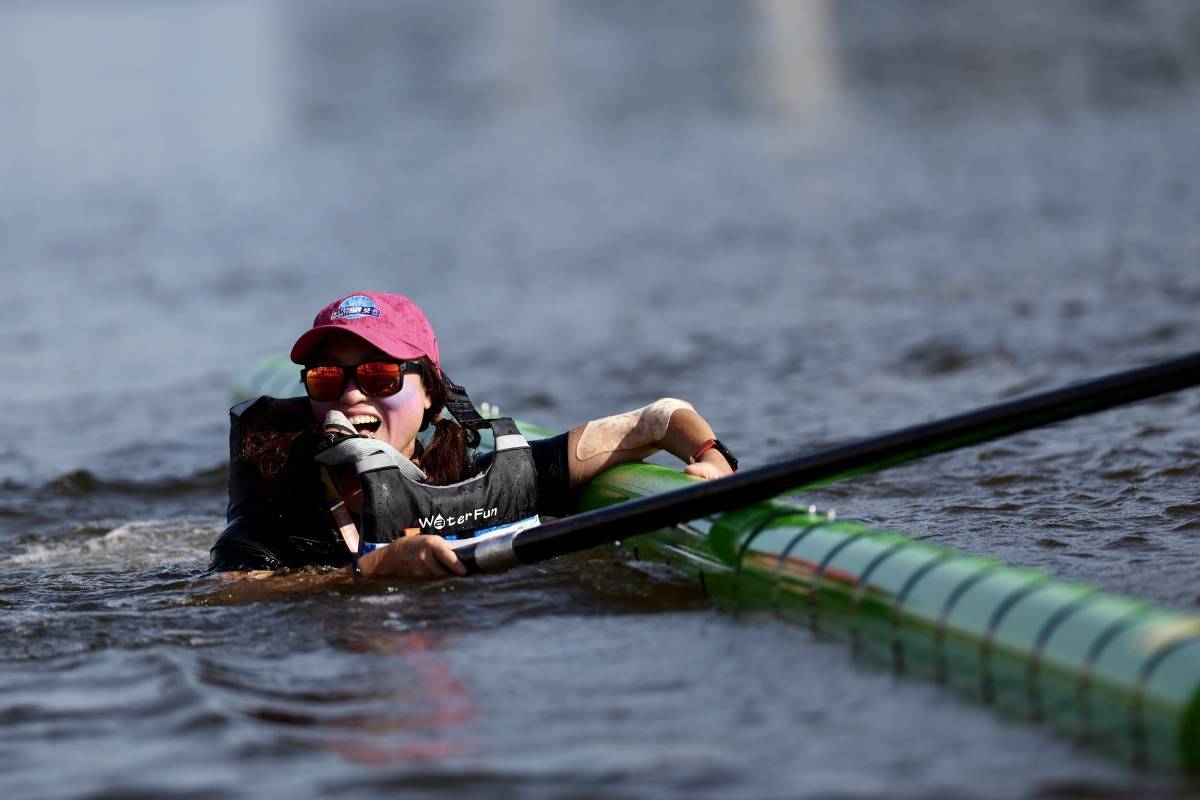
300, 360, 418, 401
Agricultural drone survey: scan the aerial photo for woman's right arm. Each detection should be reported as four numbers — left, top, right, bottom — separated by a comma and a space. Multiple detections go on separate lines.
354, 535, 466, 577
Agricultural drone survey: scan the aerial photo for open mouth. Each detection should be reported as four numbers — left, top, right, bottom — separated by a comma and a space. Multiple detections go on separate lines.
347, 415, 382, 436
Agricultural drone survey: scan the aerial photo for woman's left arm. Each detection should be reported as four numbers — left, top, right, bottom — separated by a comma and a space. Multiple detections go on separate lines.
565, 399, 735, 488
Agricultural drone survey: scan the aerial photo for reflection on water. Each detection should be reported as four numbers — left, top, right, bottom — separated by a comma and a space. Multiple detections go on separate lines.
0, 0, 287, 184
2, 1, 1200, 798
755, 0, 846, 124
825, 1, 1200, 118
2, 0, 1197, 183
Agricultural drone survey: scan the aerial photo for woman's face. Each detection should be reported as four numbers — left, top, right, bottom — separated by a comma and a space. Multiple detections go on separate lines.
306, 332, 431, 458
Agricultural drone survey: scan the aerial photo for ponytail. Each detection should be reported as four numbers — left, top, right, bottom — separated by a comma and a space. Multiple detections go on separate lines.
416, 416, 473, 485
411, 358, 476, 486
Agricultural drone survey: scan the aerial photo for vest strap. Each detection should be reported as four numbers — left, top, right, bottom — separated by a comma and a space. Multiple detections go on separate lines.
441, 371, 488, 446
315, 434, 428, 483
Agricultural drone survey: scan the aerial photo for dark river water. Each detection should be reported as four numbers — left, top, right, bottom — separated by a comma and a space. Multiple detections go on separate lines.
2, 1, 1199, 797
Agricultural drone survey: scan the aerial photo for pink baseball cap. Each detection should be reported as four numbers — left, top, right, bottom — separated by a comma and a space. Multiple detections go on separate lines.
289, 292, 440, 369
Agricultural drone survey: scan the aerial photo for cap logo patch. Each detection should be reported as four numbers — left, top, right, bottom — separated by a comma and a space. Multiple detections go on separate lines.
331, 295, 381, 320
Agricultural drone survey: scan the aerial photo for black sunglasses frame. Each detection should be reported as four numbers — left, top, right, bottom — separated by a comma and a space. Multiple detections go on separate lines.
299, 360, 421, 401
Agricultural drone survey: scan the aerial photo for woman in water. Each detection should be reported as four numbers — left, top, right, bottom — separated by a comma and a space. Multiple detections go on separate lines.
210, 292, 737, 578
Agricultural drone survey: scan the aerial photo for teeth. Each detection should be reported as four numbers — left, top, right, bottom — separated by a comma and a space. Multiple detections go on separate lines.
347, 415, 380, 426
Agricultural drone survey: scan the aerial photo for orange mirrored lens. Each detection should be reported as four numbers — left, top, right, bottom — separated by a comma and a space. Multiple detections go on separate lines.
355, 362, 402, 396
304, 365, 347, 400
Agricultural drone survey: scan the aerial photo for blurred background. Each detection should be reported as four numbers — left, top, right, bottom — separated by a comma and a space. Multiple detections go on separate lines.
1, 1, 1198, 798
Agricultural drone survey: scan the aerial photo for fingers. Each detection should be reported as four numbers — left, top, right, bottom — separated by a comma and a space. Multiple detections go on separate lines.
683, 461, 732, 480
415, 540, 453, 576
432, 540, 467, 576
411, 537, 463, 576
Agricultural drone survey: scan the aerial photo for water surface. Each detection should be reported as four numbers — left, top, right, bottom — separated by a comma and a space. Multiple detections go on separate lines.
2, 2, 1199, 797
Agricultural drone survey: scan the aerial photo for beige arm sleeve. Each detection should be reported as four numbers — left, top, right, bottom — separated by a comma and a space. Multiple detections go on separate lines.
574, 398, 695, 461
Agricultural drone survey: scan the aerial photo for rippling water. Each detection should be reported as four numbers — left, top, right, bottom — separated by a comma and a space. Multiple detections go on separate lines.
2, 1, 1199, 797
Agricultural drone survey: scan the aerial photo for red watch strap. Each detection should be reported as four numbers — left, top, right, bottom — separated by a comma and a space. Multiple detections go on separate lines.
691, 438, 717, 463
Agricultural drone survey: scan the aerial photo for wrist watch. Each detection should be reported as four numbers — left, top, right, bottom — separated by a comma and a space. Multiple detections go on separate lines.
690, 438, 738, 472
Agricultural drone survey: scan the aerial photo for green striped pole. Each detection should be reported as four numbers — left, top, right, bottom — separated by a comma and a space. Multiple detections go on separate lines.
577, 463, 1200, 770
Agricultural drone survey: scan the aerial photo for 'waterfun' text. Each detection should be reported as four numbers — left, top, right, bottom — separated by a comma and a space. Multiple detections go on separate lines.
419, 508, 498, 531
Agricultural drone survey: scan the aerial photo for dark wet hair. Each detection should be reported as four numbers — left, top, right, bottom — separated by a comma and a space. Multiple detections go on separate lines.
239, 356, 475, 492
409, 358, 474, 486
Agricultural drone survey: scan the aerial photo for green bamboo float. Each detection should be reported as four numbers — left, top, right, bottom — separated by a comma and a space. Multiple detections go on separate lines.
573, 459, 1200, 770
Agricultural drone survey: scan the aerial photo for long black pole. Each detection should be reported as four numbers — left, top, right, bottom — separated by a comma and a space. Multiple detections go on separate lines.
457, 351, 1200, 574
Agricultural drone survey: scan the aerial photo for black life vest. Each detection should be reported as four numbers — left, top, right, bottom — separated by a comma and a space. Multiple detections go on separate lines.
314, 378, 540, 553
